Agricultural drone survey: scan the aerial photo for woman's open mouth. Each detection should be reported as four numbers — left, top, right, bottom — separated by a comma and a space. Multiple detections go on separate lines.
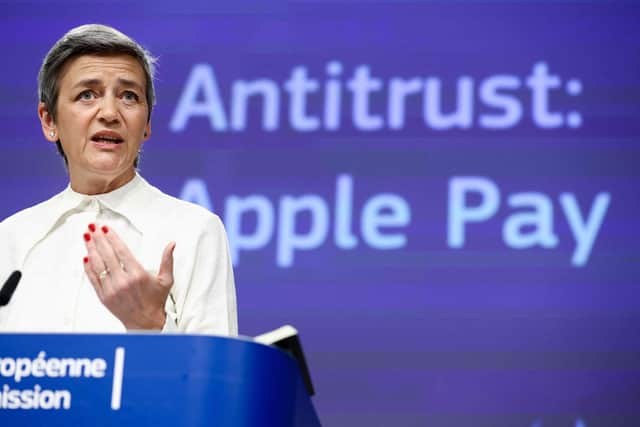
91, 130, 124, 145
90, 131, 124, 149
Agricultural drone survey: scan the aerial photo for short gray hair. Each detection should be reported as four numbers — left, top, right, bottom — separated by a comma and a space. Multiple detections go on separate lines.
38, 24, 157, 165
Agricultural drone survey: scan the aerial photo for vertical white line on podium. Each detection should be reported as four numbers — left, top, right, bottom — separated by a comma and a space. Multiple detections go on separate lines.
111, 347, 125, 410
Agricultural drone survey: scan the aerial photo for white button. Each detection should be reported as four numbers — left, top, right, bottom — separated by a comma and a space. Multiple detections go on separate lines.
89, 199, 102, 213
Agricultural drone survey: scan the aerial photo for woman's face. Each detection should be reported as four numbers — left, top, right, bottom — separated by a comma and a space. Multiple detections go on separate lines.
40, 54, 151, 189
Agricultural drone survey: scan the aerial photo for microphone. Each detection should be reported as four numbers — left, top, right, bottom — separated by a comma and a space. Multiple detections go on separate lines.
0, 271, 21, 306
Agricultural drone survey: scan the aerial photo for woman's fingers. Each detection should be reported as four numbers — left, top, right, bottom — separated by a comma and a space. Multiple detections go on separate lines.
82, 255, 104, 301
157, 242, 176, 288
100, 225, 138, 273
90, 225, 125, 281
83, 230, 110, 298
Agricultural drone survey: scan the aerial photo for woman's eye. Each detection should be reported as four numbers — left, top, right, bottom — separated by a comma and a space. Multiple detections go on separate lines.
123, 91, 139, 102
78, 91, 94, 100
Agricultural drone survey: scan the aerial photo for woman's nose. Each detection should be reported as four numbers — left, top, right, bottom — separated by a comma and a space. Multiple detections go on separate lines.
97, 96, 119, 123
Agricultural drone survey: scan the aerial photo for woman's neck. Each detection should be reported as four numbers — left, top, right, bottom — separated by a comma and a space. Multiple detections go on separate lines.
69, 168, 136, 195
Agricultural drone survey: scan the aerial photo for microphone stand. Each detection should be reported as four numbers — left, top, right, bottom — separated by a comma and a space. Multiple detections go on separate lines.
0, 271, 21, 307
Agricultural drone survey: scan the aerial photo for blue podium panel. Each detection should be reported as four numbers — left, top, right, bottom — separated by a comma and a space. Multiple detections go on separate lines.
0, 333, 320, 426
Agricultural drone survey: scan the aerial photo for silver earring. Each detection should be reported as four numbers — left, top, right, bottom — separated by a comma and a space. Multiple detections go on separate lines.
49, 131, 55, 137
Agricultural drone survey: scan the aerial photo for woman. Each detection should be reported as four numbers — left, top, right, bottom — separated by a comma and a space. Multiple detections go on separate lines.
0, 24, 237, 335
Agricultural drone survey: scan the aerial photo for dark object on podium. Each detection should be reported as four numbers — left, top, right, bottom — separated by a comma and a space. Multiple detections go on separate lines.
0, 332, 321, 426
255, 325, 315, 396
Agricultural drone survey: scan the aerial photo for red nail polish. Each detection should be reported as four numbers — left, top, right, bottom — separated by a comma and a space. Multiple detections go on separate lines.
83, 256, 89, 264
88, 223, 96, 232
83, 233, 91, 242
101, 226, 109, 234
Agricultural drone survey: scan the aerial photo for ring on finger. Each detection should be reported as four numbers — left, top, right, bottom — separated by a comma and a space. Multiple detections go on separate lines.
98, 268, 109, 280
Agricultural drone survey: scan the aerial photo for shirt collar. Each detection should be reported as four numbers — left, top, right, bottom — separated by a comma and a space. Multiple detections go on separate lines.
11, 173, 158, 265
59, 173, 153, 234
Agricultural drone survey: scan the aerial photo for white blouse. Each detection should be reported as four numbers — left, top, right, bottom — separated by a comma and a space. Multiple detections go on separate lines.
0, 174, 237, 335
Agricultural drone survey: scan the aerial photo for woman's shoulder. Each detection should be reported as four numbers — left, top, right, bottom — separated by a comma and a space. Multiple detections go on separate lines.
0, 193, 66, 267
1, 193, 65, 230
142, 180, 223, 229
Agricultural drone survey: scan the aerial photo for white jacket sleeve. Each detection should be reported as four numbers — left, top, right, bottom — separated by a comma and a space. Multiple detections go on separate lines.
172, 215, 238, 336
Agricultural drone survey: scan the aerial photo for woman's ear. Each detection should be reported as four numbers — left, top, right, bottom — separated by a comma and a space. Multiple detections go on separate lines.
38, 102, 57, 143
143, 121, 151, 142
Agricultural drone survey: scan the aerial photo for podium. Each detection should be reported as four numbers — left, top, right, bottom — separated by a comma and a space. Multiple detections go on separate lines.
0, 333, 321, 426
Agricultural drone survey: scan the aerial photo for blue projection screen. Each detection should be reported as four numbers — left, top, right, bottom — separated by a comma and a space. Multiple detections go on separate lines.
1, 1, 639, 426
